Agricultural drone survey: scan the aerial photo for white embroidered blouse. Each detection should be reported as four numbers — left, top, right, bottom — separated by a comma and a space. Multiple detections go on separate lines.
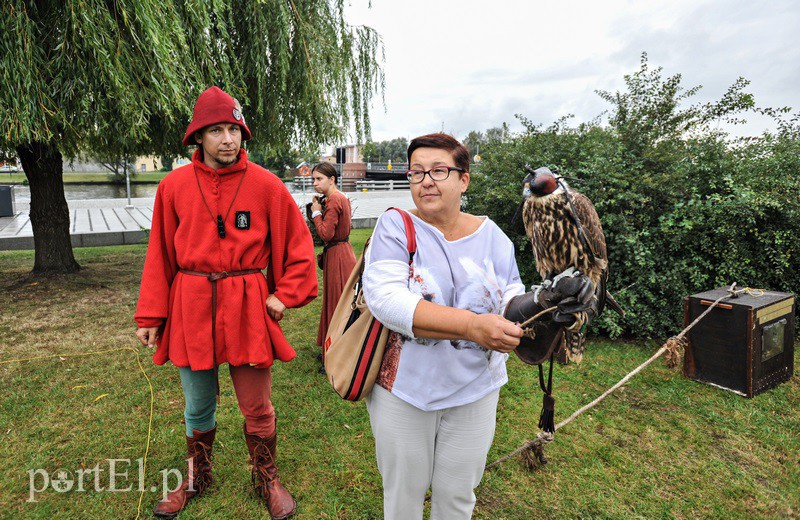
363, 210, 525, 411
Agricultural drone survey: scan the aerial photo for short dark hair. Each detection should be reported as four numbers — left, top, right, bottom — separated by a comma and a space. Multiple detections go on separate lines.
312, 162, 338, 180
407, 133, 469, 173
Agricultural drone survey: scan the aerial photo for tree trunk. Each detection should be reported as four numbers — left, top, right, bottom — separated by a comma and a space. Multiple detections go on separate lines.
16, 141, 81, 274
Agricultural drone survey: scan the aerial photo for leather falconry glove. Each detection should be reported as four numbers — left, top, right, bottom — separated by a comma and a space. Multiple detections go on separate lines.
546, 267, 598, 331
504, 267, 595, 365
504, 268, 597, 435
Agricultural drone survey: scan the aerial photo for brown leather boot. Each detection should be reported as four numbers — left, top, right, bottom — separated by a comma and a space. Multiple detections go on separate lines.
153, 426, 215, 519
243, 422, 297, 519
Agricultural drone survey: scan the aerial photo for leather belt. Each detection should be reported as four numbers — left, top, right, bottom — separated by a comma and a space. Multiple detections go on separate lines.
322, 239, 349, 253
179, 268, 264, 401
179, 268, 263, 281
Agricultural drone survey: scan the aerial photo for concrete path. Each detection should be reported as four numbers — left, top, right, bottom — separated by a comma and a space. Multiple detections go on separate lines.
0, 191, 414, 250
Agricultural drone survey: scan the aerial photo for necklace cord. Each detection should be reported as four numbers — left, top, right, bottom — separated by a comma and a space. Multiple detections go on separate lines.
193, 162, 248, 237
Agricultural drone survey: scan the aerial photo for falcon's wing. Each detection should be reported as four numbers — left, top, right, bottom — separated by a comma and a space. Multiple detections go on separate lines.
569, 190, 607, 263
570, 189, 611, 315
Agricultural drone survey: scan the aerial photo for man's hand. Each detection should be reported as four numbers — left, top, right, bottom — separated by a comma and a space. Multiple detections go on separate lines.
465, 313, 523, 354
266, 295, 286, 321
136, 327, 159, 348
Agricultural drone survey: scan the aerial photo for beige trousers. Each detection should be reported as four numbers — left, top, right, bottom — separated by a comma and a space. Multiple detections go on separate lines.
366, 385, 500, 520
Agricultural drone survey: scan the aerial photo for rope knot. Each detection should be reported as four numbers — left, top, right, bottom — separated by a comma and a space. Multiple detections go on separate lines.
662, 336, 686, 369
536, 431, 554, 445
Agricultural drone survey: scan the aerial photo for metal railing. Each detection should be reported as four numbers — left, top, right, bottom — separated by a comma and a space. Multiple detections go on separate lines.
364, 162, 409, 172
351, 179, 410, 191
292, 177, 410, 192
292, 176, 314, 191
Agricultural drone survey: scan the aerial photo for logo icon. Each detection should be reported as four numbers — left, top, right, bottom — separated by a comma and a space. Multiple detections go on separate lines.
51, 469, 74, 493
235, 211, 250, 230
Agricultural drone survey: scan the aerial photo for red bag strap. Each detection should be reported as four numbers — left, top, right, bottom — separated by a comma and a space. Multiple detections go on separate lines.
387, 207, 416, 264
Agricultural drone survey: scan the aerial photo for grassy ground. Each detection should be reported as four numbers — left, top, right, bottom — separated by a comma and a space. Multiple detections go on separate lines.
0, 229, 797, 519
2, 172, 167, 184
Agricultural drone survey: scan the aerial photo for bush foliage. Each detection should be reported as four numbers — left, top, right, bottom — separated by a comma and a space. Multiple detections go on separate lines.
467, 54, 800, 339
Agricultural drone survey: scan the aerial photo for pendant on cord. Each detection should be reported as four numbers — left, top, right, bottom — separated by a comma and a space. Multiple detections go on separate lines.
217, 215, 226, 238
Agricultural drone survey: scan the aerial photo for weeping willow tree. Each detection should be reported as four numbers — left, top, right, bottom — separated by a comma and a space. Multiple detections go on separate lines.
0, 0, 383, 273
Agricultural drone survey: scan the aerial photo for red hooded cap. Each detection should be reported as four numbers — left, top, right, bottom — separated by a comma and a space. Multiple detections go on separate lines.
182, 86, 252, 146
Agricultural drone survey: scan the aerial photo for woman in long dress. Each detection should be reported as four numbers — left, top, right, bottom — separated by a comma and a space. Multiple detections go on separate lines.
310, 162, 357, 373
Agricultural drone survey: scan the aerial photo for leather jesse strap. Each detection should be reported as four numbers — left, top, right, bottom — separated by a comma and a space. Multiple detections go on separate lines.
179, 268, 264, 401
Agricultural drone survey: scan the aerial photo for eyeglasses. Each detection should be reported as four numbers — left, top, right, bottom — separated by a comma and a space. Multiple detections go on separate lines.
405, 166, 463, 184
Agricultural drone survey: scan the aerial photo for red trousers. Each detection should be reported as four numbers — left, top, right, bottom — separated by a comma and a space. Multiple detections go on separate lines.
180, 364, 275, 437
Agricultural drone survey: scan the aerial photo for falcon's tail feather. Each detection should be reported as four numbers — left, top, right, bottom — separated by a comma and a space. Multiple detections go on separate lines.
557, 331, 585, 365
605, 290, 625, 317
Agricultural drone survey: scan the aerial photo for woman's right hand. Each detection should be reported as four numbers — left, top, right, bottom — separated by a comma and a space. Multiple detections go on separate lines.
465, 313, 523, 353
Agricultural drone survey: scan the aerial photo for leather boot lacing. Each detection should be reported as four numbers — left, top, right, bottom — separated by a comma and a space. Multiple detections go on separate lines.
189, 437, 213, 495
249, 437, 278, 499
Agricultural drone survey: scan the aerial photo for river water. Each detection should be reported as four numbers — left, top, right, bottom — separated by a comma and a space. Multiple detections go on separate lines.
7, 181, 305, 204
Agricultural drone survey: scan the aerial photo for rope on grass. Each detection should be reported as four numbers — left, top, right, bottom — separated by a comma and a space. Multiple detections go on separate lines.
485, 341, 672, 470
0, 346, 155, 520
486, 282, 763, 471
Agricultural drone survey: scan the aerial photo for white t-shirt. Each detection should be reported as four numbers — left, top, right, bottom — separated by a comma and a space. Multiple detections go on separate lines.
363, 210, 525, 411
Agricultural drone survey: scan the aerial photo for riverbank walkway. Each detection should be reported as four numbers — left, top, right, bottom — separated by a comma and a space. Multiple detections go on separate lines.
0, 191, 414, 250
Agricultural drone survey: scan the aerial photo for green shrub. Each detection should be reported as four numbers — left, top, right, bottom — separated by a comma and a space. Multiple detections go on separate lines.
467, 55, 800, 339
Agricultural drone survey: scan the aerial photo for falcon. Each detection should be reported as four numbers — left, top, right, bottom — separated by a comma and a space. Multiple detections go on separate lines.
518, 166, 624, 363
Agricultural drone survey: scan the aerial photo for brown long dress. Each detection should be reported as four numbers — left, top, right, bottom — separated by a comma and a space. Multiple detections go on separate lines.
312, 191, 357, 348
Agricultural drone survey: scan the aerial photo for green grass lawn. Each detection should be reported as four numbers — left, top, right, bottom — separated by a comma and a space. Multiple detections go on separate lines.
0, 229, 797, 519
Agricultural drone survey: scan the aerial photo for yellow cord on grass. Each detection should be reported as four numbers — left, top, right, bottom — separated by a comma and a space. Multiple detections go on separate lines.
0, 346, 154, 520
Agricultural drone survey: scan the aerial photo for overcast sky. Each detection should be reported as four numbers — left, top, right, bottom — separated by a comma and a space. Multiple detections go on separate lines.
344, 0, 799, 144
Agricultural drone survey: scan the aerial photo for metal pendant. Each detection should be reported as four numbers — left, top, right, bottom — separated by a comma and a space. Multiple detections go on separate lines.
217, 215, 226, 238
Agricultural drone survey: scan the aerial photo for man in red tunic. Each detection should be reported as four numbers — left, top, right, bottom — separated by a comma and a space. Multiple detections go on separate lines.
135, 86, 317, 519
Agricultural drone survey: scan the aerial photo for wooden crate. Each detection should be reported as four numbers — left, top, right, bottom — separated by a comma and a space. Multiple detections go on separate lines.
683, 287, 795, 397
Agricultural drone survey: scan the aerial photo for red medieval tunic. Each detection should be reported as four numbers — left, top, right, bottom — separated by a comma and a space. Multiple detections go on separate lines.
134, 149, 318, 370
312, 191, 357, 347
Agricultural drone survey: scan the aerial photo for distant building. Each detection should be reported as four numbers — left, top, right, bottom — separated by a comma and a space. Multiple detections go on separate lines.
137, 155, 190, 172
135, 156, 163, 173
334, 144, 363, 164
329, 144, 364, 180
341, 163, 366, 180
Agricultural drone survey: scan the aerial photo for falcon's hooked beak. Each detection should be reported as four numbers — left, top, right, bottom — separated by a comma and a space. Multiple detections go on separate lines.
512, 172, 535, 226
521, 168, 536, 200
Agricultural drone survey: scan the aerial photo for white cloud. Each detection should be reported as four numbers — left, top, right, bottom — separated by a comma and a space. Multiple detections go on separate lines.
345, 0, 799, 143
